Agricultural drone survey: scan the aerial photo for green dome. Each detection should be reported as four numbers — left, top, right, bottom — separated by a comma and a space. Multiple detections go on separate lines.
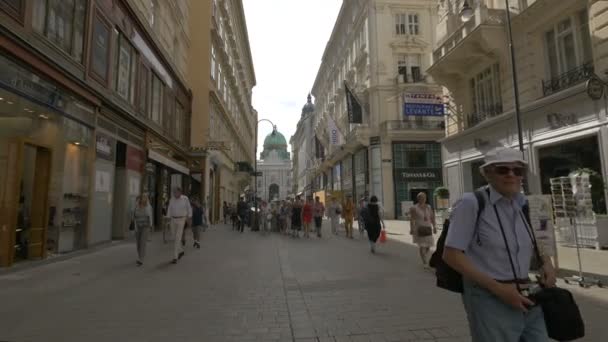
264, 130, 287, 148
261, 127, 290, 161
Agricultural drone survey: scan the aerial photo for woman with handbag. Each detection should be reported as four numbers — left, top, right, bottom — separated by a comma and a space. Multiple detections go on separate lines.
132, 193, 153, 266
409, 192, 436, 268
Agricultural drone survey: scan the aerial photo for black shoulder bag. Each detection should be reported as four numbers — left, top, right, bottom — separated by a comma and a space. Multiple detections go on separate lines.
493, 205, 585, 341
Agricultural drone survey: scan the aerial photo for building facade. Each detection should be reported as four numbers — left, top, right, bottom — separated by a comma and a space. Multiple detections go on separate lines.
258, 128, 291, 202
0, 0, 194, 267
309, 0, 444, 218
191, 0, 257, 223
290, 95, 315, 197
429, 0, 607, 215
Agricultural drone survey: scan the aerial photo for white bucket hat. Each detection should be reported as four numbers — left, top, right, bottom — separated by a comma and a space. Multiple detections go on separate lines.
480, 147, 528, 170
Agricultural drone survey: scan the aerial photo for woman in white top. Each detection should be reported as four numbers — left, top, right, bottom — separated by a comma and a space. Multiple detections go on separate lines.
409, 192, 436, 268
132, 194, 153, 266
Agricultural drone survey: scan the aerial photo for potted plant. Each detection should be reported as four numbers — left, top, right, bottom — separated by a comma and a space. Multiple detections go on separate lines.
434, 186, 450, 211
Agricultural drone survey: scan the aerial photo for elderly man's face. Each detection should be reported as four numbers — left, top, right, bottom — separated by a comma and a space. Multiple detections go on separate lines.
173, 189, 181, 198
483, 162, 525, 197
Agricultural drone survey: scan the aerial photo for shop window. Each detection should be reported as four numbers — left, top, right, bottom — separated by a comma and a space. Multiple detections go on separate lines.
150, 73, 163, 125
89, 11, 112, 83
115, 33, 137, 103
539, 136, 606, 214
0, 0, 24, 21
32, 0, 86, 62
163, 92, 175, 136
406, 150, 427, 168
175, 101, 186, 145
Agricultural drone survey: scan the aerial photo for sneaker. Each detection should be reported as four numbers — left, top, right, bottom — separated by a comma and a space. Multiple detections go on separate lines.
171, 259, 177, 264
178, 252, 185, 259
136, 260, 143, 266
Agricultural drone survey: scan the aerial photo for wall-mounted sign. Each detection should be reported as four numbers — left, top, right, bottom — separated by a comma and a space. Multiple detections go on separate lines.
382, 159, 392, 163
206, 141, 231, 151
396, 168, 442, 182
369, 136, 381, 145
403, 93, 445, 117
547, 113, 577, 129
126, 146, 144, 172
96, 133, 115, 161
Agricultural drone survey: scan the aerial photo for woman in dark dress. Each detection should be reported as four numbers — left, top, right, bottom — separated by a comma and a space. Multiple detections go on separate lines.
363, 196, 385, 253
291, 196, 303, 238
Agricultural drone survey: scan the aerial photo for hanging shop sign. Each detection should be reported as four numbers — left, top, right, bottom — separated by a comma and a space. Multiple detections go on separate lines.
586, 77, 605, 101
396, 168, 442, 182
403, 93, 444, 117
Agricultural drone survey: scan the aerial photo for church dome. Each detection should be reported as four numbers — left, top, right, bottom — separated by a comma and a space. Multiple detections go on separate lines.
261, 127, 290, 161
263, 129, 287, 148
301, 93, 315, 115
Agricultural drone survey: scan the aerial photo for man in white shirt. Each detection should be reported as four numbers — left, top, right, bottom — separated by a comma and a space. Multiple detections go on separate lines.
166, 187, 192, 264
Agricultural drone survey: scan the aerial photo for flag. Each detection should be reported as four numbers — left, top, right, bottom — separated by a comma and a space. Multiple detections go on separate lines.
328, 115, 341, 146
345, 81, 363, 124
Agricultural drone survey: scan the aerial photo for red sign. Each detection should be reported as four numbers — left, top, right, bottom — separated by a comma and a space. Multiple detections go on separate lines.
126, 146, 144, 172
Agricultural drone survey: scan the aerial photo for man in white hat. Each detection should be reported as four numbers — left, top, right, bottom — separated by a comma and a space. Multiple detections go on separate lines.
443, 147, 556, 342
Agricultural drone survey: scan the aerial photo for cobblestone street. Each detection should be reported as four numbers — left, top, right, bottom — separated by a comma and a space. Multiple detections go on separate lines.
1, 222, 607, 342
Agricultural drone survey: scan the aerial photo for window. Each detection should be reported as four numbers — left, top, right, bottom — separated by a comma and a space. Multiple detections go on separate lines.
408, 14, 419, 35
211, 46, 217, 80
116, 34, 137, 103
397, 54, 422, 83
32, 0, 86, 62
407, 150, 427, 168
0, 0, 24, 21
138, 63, 149, 115
150, 73, 163, 125
89, 12, 111, 82
470, 64, 502, 118
164, 92, 175, 135
395, 13, 419, 35
544, 11, 593, 78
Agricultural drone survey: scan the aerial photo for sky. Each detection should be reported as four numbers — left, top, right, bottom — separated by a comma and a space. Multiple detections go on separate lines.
242, 0, 342, 158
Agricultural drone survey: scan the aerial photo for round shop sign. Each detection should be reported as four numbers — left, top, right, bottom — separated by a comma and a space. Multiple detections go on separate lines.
586, 77, 604, 101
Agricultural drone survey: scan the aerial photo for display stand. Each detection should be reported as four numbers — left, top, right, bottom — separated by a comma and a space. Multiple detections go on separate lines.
551, 173, 603, 288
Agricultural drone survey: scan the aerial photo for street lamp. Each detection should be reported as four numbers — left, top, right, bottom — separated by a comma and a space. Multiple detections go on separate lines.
254, 118, 275, 231
460, 0, 524, 152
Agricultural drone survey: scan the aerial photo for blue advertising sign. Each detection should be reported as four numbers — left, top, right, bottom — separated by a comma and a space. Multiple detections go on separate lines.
403, 93, 445, 117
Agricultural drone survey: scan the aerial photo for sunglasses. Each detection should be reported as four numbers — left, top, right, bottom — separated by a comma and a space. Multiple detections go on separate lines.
493, 166, 525, 177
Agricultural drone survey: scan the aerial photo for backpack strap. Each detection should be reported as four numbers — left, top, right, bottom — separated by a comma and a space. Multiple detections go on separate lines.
473, 187, 488, 245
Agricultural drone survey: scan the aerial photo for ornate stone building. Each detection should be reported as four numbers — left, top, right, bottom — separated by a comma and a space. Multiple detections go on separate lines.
258, 128, 292, 202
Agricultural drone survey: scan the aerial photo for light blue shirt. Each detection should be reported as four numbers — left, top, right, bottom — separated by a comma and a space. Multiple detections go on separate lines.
445, 186, 533, 281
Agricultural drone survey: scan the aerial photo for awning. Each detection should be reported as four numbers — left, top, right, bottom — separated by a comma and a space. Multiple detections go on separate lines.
148, 150, 190, 175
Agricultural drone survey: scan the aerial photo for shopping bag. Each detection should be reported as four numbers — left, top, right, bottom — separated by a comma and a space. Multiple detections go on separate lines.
379, 229, 387, 243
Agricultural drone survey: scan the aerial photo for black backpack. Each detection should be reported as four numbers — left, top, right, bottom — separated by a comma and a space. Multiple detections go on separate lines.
429, 188, 532, 293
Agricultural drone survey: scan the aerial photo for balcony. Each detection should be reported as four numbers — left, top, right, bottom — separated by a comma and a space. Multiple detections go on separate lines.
428, 8, 507, 82
542, 63, 594, 97
466, 104, 504, 129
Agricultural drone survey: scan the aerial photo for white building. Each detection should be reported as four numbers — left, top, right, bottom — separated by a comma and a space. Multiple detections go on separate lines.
258, 128, 292, 201
428, 0, 607, 215
290, 95, 316, 197
309, 0, 444, 218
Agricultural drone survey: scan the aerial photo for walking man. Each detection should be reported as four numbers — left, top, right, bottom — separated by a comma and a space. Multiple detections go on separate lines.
167, 187, 192, 264
443, 147, 556, 341
342, 195, 355, 238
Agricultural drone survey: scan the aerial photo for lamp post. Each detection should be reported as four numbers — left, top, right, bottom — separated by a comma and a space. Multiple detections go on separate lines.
461, 0, 524, 152
254, 119, 276, 231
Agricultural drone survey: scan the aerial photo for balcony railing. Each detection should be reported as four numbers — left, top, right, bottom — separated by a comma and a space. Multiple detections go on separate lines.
381, 117, 445, 131
466, 104, 503, 128
541, 63, 594, 97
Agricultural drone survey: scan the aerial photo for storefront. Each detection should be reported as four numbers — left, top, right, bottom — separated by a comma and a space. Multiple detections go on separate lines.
332, 163, 342, 192
393, 142, 443, 218
0, 55, 95, 266
341, 155, 354, 199
354, 149, 368, 201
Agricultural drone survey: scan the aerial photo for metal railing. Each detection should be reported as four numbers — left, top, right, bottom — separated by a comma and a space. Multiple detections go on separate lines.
380, 117, 445, 131
542, 63, 594, 97
466, 104, 504, 128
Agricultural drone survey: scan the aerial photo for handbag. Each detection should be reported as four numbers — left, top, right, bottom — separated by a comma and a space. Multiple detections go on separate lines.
493, 205, 585, 341
129, 221, 135, 231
